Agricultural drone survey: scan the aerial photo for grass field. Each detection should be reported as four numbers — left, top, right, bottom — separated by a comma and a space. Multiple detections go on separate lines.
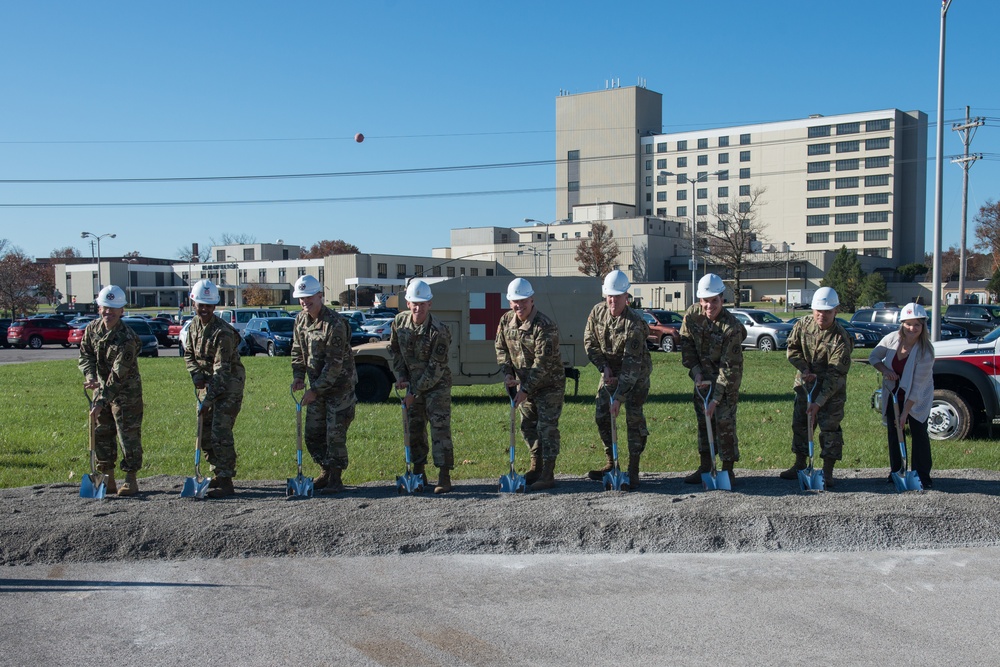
1, 348, 996, 488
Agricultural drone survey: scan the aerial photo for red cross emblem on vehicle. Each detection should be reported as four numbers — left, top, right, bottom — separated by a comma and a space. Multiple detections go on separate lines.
469, 292, 509, 340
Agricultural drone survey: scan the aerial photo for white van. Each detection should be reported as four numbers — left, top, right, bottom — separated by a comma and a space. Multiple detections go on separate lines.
217, 308, 287, 332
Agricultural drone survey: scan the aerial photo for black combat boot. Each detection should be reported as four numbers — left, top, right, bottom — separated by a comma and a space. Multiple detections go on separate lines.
529, 458, 557, 491
206, 477, 235, 498
588, 452, 615, 481
779, 454, 808, 480
683, 451, 713, 484
524, 453, 543, 486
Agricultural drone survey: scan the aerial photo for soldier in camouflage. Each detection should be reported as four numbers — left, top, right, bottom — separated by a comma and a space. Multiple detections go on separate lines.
782, 286, 853, 487
389, 279, 454, 494
680, 274, 747, 484
290, 274, 357, 494
495, 277, 564, 491
78, 285, 144, 497
584, 270, 652, 489
184, 279, 246, 499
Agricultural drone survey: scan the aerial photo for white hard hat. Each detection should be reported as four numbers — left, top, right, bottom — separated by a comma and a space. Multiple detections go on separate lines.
506, 277, 534, 301
900, 302, 928, 321
190, 279, 220, 305
96, 285, 126, 308
405, 279, 433, 303
812, 286, 840, 311
292, 275, 322, 298
602, 270, 630, 296
696, 273, 725, 299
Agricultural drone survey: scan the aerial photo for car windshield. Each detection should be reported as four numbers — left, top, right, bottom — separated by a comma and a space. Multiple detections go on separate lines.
269, 319, 294, 333
751, 312, 784, 324
650, 310, 681, 325
125, 321, 152, 335
979, 326, 1000, 343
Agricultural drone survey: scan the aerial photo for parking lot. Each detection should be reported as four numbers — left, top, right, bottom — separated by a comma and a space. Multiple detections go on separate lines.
0, 345, 83, 365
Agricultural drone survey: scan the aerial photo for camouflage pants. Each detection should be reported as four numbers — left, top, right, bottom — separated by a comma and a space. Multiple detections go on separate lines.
305, 398, 355, 470
95, 397, 143, 473
520, 385, 563, 460
693, 390, 740, 462
595, 378, 650, 456
201, 388, 243, 478
406, 385, 454, 470
792, 384, 845, 461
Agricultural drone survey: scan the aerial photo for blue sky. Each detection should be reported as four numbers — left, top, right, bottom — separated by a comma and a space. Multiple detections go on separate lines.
1, 0, 998, 262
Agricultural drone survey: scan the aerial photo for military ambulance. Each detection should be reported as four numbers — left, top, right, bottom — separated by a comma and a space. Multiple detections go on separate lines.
352, 276, 602, 402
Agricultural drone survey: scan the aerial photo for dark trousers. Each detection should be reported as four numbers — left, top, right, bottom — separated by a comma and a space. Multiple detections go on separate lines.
885, 412, 932, 484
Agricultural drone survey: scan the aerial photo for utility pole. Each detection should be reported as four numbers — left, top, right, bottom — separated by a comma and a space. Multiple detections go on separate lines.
951, 105, 984, 305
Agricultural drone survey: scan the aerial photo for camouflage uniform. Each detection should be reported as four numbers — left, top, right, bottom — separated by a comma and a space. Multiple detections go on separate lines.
184, 316, 246, 478
494, 307, 564, 459
680, 303, 746, 462
786, 317, 853, 461
389, 311, 453, 469
584, 302, 652, 456
78, 319, 144, 473
291, 306, 357, 470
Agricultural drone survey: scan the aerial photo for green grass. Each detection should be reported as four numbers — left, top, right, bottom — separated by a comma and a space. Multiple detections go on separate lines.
1, 349, 996, 488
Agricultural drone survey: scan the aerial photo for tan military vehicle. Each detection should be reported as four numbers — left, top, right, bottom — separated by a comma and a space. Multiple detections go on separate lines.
352, 276, 602, 402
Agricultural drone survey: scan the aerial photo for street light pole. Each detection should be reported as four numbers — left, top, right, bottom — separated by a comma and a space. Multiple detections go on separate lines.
783, 242, 795, 313
931, 0, 953, 341
524, 218, 569, 277
121, 258, 137, 307
81, 231, 116, 290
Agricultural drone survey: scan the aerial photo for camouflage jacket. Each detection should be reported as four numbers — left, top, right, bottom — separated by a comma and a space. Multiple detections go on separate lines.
494, 307, 563, 395
584, 302, 652, 399
291, 306, 357, 409
388, 311, 452, 395
679, 303, 746, 401
184, 315, 246, 403
786, 316, 853, 407
78, 319, 142, 408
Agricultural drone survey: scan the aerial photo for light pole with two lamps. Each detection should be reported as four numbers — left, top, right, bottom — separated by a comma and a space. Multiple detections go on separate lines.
660, 171, 721, 306
121, 258, 138, 307
516, 244, 542, 276
523, 218, 569, 277
81, 231, 116, 290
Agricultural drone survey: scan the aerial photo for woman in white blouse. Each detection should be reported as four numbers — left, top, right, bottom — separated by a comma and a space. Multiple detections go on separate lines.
868, 302, 935, 488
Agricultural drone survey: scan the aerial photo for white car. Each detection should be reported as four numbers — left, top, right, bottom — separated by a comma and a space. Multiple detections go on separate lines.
361, 318, 393, 341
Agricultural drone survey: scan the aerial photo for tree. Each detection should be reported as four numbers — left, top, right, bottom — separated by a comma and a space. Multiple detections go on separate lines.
630, 241, 648, 282
974, 199, 1000, 271
213, 233, 257, 246
857, 272, 891, 308
176, 246, 210, 262
987, 268, 1000, 303
821, 246, 864, 312
896, 262, 929, 283
575, 222, 619, 277
242, 282, 270, 306
300, 239, 360, 259
702, 187, 781, 307
50, 246, 81, 259
0, 243, 42, 319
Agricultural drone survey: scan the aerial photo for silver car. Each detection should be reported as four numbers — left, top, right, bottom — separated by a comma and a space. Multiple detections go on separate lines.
730, 308, 794, 352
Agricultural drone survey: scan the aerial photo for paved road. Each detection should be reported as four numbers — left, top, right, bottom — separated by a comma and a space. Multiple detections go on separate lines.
0, 345, 81, 364
2, 548, 996, 666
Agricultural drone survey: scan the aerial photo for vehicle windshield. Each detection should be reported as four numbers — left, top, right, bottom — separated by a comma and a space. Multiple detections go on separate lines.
979, 326, 1000, 343
650, 310, 681, 325
751, 312, 784, 324
268, 319, 294, 333
125, 321, 152, 335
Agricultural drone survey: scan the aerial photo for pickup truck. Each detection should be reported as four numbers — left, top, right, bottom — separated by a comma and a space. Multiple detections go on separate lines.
167, 315, 194, 347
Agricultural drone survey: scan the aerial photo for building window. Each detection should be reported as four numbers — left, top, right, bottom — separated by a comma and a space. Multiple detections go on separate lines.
645, 160, 652, 170
836, 159, 859, 171
806, 232, 829, 244
432, 266, 442, 277
677, 206, 687, 217
697, 204, 707, 216
835, 213, 858, 225
835, 177, 859, 189
836, 141, 860, 153
645, 192, 652, 202
807, 179, 830, 191
866, 156, 890, 168
446, 266, 455, 277
656, 173, 667, 185
865, 137, 891, 150
863, 248, 889, 258
834, 231, 858, 243
718, 186, 728, 198
486, 268, 494, 276
697, 155, 708, 166
656, 207, 667, 217
297, 267, 306, 277
568, 181, 580, 191
677, 173, 688, 184
676, 190, 687, 201
697, 138, 708, 149
865, 211, 890, 223
567, 150, 580, 160
657, 191, 667, 202
376, 263, 387, 278
644, 176, 652, 186
808, 125, 831, 138
656, 158, 667, 169
807, 215, 830, 226
740, 133, 751, 145
717, 170, 729, 181
696, 187, 707, 199
216, 249, 226, 261
836, 122, 860, 135
739, 168, 750, 179
865, 193, 890, 205
865, 229, 890, 241
242, 248, 255, 260
739, 185, 750, 196
807, 197, 830, 209
835, 195, 859, 207
719, 136, 730, 147
739, 150, 751, 162
644, 144, 652, 154
808, 161, 831, 173
865, 174, 890, 187
258, 268, 267, 282
718, 202, 729, 214
278, 268, 287, 281
396, 263, 406, 278
459, 267, 466, 276
677, 140, 688, 151
718, 153, 729, 164
739, 201, 750, 213
414, 264, 423, 275
656, 142, 667, 152
470, 267, 479, 276
677, 156, 688, 168
866, 119, 891, 132
808, 144, 831, 155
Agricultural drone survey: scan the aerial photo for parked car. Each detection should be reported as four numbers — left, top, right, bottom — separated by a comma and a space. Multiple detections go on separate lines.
67, 315, 97, 328
6, 318, 74, 349
349, 320, 376, 346
640, 309, 683, 352
730, 308, 794, 352
177, 316, 249, 357
361, 318, 393, 342
122, 318, 159, 357
0, 318, 11, 348
851, 307, 968, 340
370, 308, 398, 318
168, 315, 194, 346
787, 316, 881, 349
243, 317, 295, 356
146, 319, 172, 348
68, 323, 86, 347
340, 309, 369, 327
941, 304, 1000, 337
216, 308, 287, 332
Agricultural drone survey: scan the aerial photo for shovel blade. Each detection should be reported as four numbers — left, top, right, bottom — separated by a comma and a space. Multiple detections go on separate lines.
798, 467, 826, 491
904, 471, 924, 491
498, 472, 526, 494
395, 472, 424, 495
80, 474, 106, 499
602, 469, 630, 492
181, 476, 211, 499
287, 475, 315, 498
703, 470, 731, 491
890, 470, 908, 493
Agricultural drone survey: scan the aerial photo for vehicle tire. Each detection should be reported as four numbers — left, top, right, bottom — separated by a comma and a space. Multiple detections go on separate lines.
267, 342, 276, 357
28, 335, 43, 349
151, 350, 158, 358
928, 389, 972, 441
757, 336, 775, 352
660, 336, 675, 353
355, 364, 391, 403
368, 336, 380, 344
61, 343, 71, 348
178, 344, 184, 357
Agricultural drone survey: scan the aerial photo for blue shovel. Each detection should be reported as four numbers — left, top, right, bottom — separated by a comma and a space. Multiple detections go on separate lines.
180, 389, 212, 499
601, 384, 630, 491
696, 382, 731, 491
395, 387, 424, 494
798, 380, 826, 491
287, 388, 315, 498
890, 390, 923, 492
498, 385, 526, 493
79, 388, 107, 500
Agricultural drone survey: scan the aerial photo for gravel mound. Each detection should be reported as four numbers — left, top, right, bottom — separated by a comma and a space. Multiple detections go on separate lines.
4, 469, 1000, 565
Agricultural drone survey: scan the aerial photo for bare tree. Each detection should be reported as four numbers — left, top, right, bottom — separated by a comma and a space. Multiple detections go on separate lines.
214, 233, 257, 246
702, 186, 782, 307
630, 241, 648, 282
176, 246, 211, 262
574, 222, 619, 277
0, 244, 42, 319
974, 199, 1000, 271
